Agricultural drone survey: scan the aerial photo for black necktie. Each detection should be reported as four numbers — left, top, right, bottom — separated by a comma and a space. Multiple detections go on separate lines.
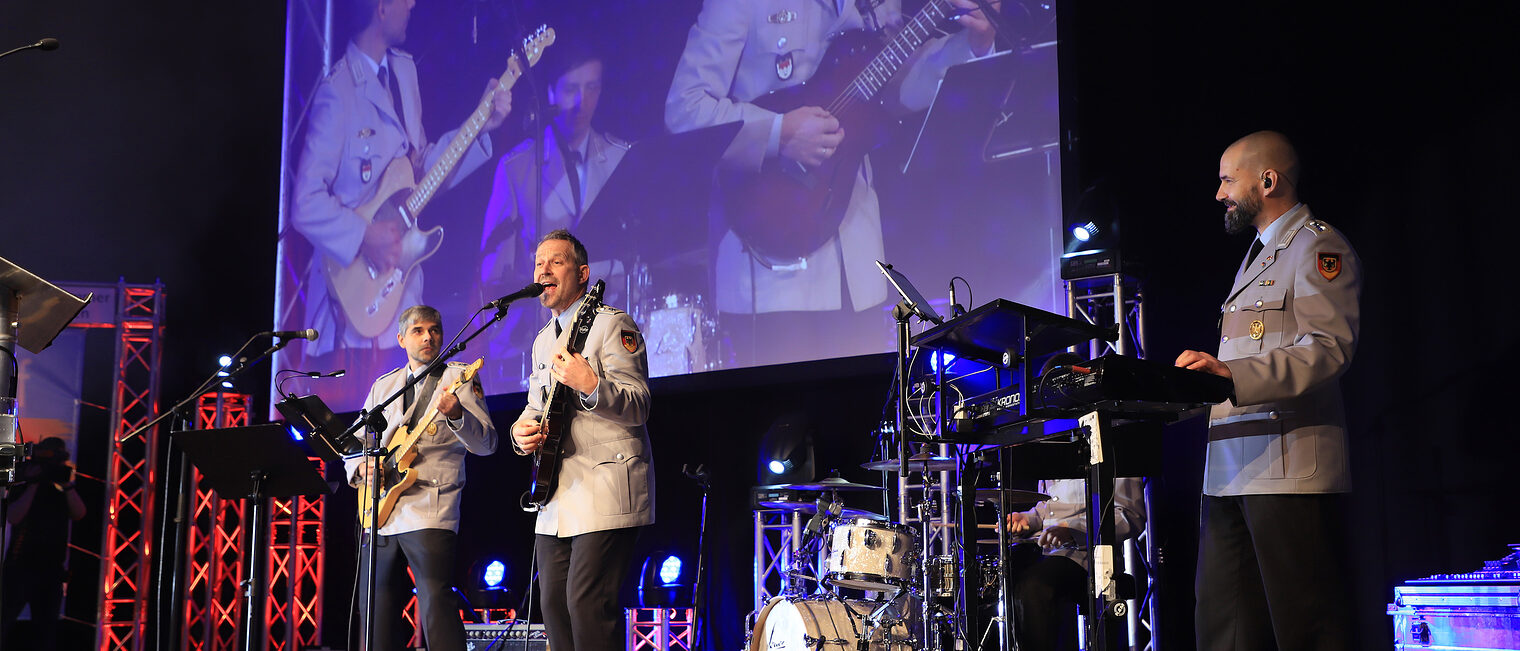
1247, 238, 1265, 266
378, 64, 405, 126
402, 374, 416, 413
554, 320, 563, 338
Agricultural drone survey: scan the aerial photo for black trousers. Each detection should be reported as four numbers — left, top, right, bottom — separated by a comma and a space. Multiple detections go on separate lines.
1195, 493, 1353, 651
1, 557, 65, 651
1012, 554, 1088, 651
535, 528, 641, 651
358, 528, 466, 651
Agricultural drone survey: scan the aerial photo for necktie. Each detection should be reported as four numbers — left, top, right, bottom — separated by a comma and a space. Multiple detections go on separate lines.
402, 374, 416, 413
1247, 238, 1265, 266
378, 64, 405, 126
555, 320, 563, 338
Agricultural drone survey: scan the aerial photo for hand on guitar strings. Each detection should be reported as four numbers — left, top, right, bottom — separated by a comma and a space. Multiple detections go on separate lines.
780, 106, 844, 168
511, 419, 545, 453
434, 391, 464, 420
549, 345, 598, 396
480, 77, 514, 131
361, 218, 405, 269
948, 0, 1001, 57
354, 460, 384, 491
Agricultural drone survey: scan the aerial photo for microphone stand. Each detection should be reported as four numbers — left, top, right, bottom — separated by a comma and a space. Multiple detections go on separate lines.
349, 298, 527, 651
682, 465, 711, 650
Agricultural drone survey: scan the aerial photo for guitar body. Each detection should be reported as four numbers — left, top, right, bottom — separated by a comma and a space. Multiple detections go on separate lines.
722, 29, 895, 264
325, 158, 446, 339
526, 281, 605, 509
356, 359, 483, 530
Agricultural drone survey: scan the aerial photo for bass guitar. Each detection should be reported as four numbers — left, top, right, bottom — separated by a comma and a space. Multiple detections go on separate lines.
719, 1, 962, 264
524, 280, 605, 510
328, 26, 556, 338
358, 358, 484, 530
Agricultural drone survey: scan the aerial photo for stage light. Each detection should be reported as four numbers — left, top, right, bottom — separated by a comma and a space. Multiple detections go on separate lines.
218, 355, 233, 368
286, 425, 305, 441
929, 351, 958, 373
483, 560, 506, 589
638, 550, 692, 607
757, 412, 815, 485
1072, 221, 1098, 242
659, 555, 682, 585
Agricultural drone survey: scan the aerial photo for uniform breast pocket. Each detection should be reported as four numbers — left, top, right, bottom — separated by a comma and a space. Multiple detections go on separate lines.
1233, 288, 1287, 353
589, 438, 648, 516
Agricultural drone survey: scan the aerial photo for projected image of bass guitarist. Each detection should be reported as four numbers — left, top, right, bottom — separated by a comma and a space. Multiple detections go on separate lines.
664, 0, 998, 366
345, 305, 497, 651
511, 229, 653, 651
291, 0, 513, 375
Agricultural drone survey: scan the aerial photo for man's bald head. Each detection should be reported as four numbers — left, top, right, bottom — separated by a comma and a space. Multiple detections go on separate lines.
1225, 130, 1301, 190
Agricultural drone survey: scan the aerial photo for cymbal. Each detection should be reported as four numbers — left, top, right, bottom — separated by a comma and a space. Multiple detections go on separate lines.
861, 455, 958, 472
973, 488, 1051, 506
754, 499, 886, 521
760, 477, 883, 492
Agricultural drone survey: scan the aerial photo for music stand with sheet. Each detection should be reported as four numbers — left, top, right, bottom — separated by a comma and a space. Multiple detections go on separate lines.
901, 44, 1060, 174
174, 425, 329, 650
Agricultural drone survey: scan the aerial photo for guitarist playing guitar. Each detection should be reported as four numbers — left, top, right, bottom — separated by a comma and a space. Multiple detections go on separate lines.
664, 0, 998, 365
344, 304, 497, 651
512, 229, 653, 651
290, 0, 518, 377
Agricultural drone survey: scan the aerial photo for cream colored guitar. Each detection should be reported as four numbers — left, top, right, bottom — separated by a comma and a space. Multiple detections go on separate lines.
327, 26, 556, 338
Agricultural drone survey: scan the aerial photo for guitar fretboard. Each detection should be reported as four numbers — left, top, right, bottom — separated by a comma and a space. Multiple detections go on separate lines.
840, 0, 957, 104
404, 56, 524, 220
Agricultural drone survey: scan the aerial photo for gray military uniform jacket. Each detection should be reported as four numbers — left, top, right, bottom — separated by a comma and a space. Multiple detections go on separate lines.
344, 360, 498, 535
291, 42, 495, 355
515, 303, 655, 537
1206, 204, 1362, 496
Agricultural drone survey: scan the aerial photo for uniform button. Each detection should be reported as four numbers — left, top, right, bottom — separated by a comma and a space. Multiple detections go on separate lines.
777, 37, 787, 49
1229, 305, 1236, 313
615, 453, 625, 460
1268, 411, 1280, 420
1254, 299, 1264, 308
1221, 335, 1229, 343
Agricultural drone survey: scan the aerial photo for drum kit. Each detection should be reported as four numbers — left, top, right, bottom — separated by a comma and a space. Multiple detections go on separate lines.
748, 452, 1050, 651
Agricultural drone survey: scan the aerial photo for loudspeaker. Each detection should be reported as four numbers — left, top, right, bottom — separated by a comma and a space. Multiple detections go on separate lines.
464, 622, 549, 651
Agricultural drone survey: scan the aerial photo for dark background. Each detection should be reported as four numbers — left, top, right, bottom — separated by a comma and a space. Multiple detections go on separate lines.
5, 0, 1520, 649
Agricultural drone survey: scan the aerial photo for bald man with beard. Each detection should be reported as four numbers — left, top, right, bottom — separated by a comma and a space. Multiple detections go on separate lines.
1176, 131, 1360, 650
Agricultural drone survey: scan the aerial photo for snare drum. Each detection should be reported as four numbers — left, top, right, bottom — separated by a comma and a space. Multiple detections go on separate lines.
749, 596, 913, 651
643, 293, 716, 376
823, 519, 919, 593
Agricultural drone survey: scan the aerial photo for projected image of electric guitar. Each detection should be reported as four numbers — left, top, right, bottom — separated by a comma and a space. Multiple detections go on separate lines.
719, 1, 960, 264
358, 358, 484, 530
524, 280, 605, 510
327, 26, 556, 338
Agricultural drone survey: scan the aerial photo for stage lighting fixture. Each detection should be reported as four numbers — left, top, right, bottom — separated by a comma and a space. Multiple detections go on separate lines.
638, 550, 692, 607
483, 560, 507, 589
1060, 180, 1132, 280
1072, 221, 1098, 242
757, 412, 815, 485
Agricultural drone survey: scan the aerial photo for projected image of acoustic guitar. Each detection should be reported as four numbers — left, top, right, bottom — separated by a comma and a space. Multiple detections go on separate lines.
720, 1, 963, 264
328, 26, 556, 338
524, 279, 604, 511
358, 358, 484, 530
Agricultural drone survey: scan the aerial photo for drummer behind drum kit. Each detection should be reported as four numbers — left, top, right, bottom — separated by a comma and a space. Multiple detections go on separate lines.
749, 465, 1049, 651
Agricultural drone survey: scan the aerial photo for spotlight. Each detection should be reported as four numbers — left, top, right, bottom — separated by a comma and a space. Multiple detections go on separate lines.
757, 412, 815, 485
638, 550, 692, 607
286, 425, 305, 441
768, 459, 791, 475
483, 560, 507, 589
1071, 221, 1098, 242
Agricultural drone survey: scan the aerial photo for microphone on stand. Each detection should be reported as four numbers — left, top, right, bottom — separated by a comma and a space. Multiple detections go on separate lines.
1, 37, 60, 61
484, 283, 545, 310
259, 329, 319, 341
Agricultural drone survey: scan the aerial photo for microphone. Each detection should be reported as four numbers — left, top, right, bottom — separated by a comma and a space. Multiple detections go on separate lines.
299, 369, 346, 378
485, 282, 545, 310
0, 37, 60, 61
260, 328, 319, 341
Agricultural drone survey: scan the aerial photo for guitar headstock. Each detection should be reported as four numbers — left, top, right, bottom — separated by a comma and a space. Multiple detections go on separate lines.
521, 25, 556, 68
461, 358, 484, 383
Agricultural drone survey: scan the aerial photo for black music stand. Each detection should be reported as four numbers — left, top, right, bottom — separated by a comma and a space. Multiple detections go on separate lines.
174, 425, 330, 651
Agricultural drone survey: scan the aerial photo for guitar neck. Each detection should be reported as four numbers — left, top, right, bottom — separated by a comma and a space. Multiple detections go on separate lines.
836, 0, 956, 105
404, 57, 525, 219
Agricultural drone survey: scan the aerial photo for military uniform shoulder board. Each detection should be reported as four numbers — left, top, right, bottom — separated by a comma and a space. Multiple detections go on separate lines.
387, 47, 414, 61
375, 367, 403, 381
596, 304, 625, 315
1304, 220, 1330, 233
446, 360, 469, 367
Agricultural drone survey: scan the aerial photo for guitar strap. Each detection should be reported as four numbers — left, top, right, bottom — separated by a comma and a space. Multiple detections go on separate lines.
403, 369, 445, 430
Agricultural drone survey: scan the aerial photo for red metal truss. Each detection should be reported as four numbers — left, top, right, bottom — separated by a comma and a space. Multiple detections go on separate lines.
626, 608, 696, 651
266, 472, 326, 651
95, 282, 166, 651
184, 392, 252, 651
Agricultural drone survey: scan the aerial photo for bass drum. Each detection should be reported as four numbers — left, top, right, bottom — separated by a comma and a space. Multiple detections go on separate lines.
642, 292, 717, 377
749, 596, 913, 651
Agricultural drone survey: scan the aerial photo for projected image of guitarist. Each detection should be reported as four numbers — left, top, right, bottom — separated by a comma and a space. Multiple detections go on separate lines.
291, 0, 514, 374
343, 305, 498, 651
511, 229, 653, 651
665, 0, 999, 366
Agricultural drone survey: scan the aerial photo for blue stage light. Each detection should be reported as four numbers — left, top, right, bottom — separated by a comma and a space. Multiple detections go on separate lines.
1072, 221, 1099, 243
483, 560, 506, 588
659, 556, 682, 586
768, 459, 789, 475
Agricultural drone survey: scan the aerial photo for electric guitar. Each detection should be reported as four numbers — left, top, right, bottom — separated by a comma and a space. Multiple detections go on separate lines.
327, 26, 556, 338
358, 358, 484, 530
524, 280, 605, 510
719, 1, 960, 264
